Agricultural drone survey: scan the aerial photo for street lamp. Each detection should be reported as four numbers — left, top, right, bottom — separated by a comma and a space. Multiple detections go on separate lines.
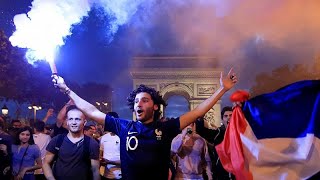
95, 101, 109, 112
28, 105, 42, 123
1, 105, 8, 116
1, 105, 9, 129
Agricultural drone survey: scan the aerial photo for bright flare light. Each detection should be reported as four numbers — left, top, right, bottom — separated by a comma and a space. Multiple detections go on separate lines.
9, 0, 91, 73
9, 0, 156, 71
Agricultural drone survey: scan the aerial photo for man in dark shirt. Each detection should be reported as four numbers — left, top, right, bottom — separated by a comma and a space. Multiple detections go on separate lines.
196, 106, 235, 180
43, 106, 100, 180
52, 69, 237, 179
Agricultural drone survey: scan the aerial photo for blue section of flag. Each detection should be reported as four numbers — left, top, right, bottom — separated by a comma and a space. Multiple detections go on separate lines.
242, 80, 320, 139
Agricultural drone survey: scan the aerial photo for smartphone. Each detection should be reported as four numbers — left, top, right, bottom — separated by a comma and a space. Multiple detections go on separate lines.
187, 128, 193, 134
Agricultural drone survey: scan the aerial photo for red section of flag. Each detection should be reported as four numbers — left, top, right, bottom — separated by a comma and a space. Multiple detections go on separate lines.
230, 90, 250, 102
216, 106, 253, 180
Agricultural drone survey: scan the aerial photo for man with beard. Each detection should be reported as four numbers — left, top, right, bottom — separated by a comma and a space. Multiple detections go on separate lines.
212, 106, 235, 180
43, 105, 100, 180
196, 106, 235, 180
52, 69, 237, 180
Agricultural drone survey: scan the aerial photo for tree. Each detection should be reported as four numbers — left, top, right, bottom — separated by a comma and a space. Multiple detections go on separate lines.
0, 30, 32, 100
313, 56, 320, 79
0, 29, 112, 115
250, 61, 319, 97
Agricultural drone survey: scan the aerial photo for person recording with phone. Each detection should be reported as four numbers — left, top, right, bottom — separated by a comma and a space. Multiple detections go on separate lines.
171, 123, 212, 180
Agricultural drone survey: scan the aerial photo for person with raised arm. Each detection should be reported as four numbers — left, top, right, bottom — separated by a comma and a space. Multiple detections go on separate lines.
52, 69, 237, 180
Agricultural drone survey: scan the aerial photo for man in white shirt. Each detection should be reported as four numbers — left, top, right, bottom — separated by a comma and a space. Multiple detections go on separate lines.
33, 121, 51, 180
100, 112, 121, 180
100, 131, 121, 179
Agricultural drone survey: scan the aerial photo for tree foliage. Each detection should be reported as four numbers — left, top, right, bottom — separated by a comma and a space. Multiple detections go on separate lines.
0, 30, 33, 100
250, 61, 320, 97
0, 29, 112, 111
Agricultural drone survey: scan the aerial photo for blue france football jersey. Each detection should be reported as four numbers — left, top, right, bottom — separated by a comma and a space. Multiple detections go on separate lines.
105, 115, 181, 180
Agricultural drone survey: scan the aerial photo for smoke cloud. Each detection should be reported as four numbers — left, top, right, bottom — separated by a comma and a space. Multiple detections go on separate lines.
115, 0, 320, 89
9, 0, 320, 75
9, 0, 91, 64
125, 0, 320, 61
9, 0, 153, 64
7, 0, 320, 118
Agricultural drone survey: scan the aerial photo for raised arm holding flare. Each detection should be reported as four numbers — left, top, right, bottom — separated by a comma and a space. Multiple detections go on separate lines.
52, 68, 237, 130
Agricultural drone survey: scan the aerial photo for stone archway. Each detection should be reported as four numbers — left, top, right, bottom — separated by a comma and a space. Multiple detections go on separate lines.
161, 83, 192, 117
130, 56, 223, 128
161, 82, 192, 101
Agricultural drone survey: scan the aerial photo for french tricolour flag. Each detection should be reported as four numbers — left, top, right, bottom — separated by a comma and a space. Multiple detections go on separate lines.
216, 80, 320, 180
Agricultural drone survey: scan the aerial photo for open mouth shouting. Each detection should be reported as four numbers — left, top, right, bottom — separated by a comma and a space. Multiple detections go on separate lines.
136, 109, 143, 116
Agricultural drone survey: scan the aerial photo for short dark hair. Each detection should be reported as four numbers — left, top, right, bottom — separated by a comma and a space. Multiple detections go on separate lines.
107, 112, 119, 118
127, 84, 167, 121
66, 105, 80, 114
34, 121, 45, 132
221, 106, 233, 118
83, 126, 91, 131
45, 124, 53, 131
14, 126, 35, 145
11, 119, 21, 125
66, 105, 86, 119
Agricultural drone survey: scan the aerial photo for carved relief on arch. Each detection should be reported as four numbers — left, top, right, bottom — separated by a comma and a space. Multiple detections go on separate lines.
160, 82, 194, 101
197, 84, 218, 96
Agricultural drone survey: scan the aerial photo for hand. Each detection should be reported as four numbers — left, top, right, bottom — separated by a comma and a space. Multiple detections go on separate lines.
17, 169, 26, 180
51, 75, 69, 93
100, 158, 107, 166
15, 174, 23, 180
104, 158, 111, 164
220, 68, 237, 91
233, 101, 243, 108
65, 100, 75, 106
181, 128, 188, 138
46, 108, 54, 118
101, 158, 112, 165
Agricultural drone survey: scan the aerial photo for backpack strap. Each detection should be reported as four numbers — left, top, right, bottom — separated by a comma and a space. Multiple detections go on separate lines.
83, 135, 93, 179
53, 133, 66, 162
83, 135, 91, 164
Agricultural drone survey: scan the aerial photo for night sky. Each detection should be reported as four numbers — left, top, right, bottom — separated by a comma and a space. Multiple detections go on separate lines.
1, 0, 320, 119
0, 1, 31, 34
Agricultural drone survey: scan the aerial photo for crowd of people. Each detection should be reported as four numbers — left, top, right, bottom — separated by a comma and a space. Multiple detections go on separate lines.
0, 69, 238, 180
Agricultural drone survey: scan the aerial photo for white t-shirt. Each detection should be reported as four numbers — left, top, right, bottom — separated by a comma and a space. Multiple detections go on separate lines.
100, 132, 121, 179
33, 132, 51, 174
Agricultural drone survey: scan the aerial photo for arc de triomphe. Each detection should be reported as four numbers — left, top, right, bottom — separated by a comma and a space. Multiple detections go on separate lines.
130, 56, 223, 128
